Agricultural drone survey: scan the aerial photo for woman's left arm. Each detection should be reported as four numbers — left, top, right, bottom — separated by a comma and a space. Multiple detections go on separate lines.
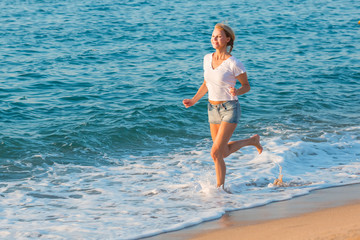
230, 73, 250, 96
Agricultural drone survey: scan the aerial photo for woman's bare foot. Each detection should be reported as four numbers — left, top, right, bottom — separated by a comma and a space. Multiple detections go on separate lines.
251, 134, 263, 154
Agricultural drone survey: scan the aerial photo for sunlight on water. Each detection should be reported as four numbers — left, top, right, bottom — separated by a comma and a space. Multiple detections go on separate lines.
0, 0, 359, 238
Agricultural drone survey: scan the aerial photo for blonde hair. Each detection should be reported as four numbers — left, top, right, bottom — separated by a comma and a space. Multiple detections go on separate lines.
215, 23, 235, 53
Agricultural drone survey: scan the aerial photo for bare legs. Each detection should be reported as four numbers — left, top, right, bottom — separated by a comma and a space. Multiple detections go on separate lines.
210, 122, 263, 188
227, 134, 263, 157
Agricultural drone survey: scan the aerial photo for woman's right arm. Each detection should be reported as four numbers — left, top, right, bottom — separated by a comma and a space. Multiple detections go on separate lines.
183, 80, 208, 108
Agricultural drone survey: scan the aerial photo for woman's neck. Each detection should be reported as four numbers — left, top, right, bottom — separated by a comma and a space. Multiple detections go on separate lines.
213, 49, 230, 60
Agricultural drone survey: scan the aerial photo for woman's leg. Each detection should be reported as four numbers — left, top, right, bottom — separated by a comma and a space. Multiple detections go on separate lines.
209, 123, 220, 142
209, 123, 263, 188
210, 122, 237, 188
225, 134, 263, 158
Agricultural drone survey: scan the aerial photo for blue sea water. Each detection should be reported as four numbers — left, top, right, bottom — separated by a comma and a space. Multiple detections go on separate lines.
1, 0, 359, 239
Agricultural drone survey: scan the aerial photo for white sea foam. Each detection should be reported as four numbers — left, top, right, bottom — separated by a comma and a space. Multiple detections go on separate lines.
1, 129, 359, 239
1, 0, 359, 238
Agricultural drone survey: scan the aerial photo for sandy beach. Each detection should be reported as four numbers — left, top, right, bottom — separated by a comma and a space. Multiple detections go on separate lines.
148, 184, 360, 240
192, 201, 360, 240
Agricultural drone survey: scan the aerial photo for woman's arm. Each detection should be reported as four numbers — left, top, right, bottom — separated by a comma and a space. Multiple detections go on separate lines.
183, 80, 208, 108
229, 73, 250, 96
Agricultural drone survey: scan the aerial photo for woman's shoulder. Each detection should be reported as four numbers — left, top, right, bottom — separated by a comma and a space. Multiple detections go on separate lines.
204, 53, 212, 59
228, 55, 246, 73
228, 55, 241, 63
203, 53, 212, 64
228, 55, 244, 65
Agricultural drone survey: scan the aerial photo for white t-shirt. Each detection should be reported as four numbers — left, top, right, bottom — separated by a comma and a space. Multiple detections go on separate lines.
203, 53, 246, 101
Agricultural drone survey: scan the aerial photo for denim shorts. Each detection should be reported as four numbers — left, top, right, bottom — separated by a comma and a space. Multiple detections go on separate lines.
208, 100, 241, 124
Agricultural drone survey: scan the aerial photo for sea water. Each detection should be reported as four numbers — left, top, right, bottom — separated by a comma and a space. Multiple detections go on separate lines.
1, 0, 359, 239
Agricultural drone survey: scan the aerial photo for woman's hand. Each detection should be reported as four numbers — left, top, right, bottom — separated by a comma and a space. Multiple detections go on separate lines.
234, 73, 250, 95
229, 87, 237, 96
183, 99, 195, 108
183, 80, 208, 108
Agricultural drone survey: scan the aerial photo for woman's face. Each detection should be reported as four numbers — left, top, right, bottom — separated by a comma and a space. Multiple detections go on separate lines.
211, 28, 230, 50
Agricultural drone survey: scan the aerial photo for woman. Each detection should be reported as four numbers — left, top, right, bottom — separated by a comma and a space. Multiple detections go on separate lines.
183, 23, 263, 189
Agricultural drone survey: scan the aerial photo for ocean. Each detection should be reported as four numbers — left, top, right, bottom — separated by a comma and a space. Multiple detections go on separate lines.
1, 0, 359, 239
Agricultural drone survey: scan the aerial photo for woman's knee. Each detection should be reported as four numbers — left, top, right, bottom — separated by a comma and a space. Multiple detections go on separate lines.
211, 146, 221, 161
211, 146, 228, 161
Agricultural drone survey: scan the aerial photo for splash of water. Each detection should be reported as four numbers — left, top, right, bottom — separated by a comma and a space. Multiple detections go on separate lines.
273, 164, 284, 187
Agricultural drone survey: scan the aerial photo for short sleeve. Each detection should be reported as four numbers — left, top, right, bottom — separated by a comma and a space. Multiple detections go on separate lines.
233, 58, 246, 77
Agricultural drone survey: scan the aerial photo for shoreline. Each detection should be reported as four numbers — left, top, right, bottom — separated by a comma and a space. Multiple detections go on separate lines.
146, 183, 360, 240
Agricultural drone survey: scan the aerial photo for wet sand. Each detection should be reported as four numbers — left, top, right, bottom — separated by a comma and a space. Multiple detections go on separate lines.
146, 183, 360, 240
